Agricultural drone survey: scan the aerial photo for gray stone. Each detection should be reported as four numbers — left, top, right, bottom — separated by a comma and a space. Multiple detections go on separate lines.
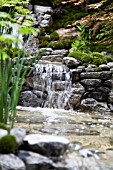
19, 91, 40, 107
80, 72, 101, 79
97, 86, 110, 94
34, 5, 52, 14
10, 128, 26, 145
0, 129, 8, 139
108, 92, 113, 103
100, 71, 111, 80
85, 65, 96, 72
99, 64, 110, 71
24, 134, 69, 156
72, 83, 85, 94
80, 98, 98, 110
81, 79, 101, 86
41, 54, 64, 62
25, 77, 33, 88
43, 14, 51, 20
18, 150, 55, 170
71, 71, 79, 82
88, 92, 108, 102
103, 79, 113, 87
52, 49, 68, 55
107, 62, 113, 68
63, 57, 80, 68
68, 93, 81, 109
0, 154, 25, 170
52, 81, 69, 91
40, 19, 49, 27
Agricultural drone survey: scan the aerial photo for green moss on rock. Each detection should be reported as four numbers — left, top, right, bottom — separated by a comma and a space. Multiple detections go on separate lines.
0, 135, 18, 154
68, 51, 113, 66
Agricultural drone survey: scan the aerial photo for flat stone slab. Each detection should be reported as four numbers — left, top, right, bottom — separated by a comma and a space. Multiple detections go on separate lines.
24, 134, 69, 156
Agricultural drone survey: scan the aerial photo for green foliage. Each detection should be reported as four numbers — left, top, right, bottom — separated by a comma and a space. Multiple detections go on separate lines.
0, 12, 40, 128
49, 39, 72, 49
71, 24, 91, 53
52, 6, 88, 30
0, 0, 30, 16
68, 51, 113, 66
50, 32, 59, 41
0, 123, 10, 132
94, 67, 102, 72
0, 135, 18, 154
39, 41, 49, 48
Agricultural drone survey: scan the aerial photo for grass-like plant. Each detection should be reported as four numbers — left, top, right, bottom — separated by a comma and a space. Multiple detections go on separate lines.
0, 12, 42, 128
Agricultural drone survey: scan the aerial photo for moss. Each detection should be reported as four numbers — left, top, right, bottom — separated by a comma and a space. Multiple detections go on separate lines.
49, 41, 64, 49
50, 32, 59, 41
68, 51, 113, 66
95, 67, 102, 72
0, 135, 18, 154
39, 41, 49, 48
39, 36, 51, 42
40, 28, 46, 36
0, 123, 10, 133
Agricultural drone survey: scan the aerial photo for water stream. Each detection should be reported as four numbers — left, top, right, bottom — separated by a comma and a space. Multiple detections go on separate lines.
33, 63, 72, 109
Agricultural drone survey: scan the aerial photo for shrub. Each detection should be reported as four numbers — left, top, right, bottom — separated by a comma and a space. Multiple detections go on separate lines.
0, 135, 18, 154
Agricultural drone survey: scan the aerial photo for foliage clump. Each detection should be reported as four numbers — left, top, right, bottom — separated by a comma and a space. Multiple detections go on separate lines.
68, 51, 113, 66
0, 135, 18, 154
50, 32, 59, 41
0, 123, 10, 132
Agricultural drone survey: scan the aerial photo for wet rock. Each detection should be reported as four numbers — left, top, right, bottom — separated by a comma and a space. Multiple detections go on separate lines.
68, 93, 81, 109
52, 49, 68, 55
24, 134, 69, 156
10, 128, 26, 145
85, 65, 96, 72
0, 154, 25, 170
19, 91, 41, 107
88, 92, 108, 102
40, 19, 50, 27
41, 54, 64, 62
80, 72, 101, 79
97, 86, 110, 94
80, 98, 98, 110
52, 81, 69, 91
99, 64, 110, 71
18, 150, 55, 170
81, 79, 101, 86
63, 57, 80, 68
100, 71, 111, 80
0, 129, 8, 139
34, 5, 52, 14
71, 71, 79, 82
25, 77, 33, 88
103, 79, 113, 87
108, 92, 113, 103
72, 83, 85, 94
107, 62, 113, 68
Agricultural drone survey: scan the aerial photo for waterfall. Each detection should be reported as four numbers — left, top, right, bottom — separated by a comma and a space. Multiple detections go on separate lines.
33, 63, 72, 109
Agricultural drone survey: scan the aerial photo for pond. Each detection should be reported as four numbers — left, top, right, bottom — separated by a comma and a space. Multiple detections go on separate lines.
15, 106, 113, 153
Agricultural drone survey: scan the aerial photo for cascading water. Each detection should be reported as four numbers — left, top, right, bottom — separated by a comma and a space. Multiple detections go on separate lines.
33, 63, 72, 109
